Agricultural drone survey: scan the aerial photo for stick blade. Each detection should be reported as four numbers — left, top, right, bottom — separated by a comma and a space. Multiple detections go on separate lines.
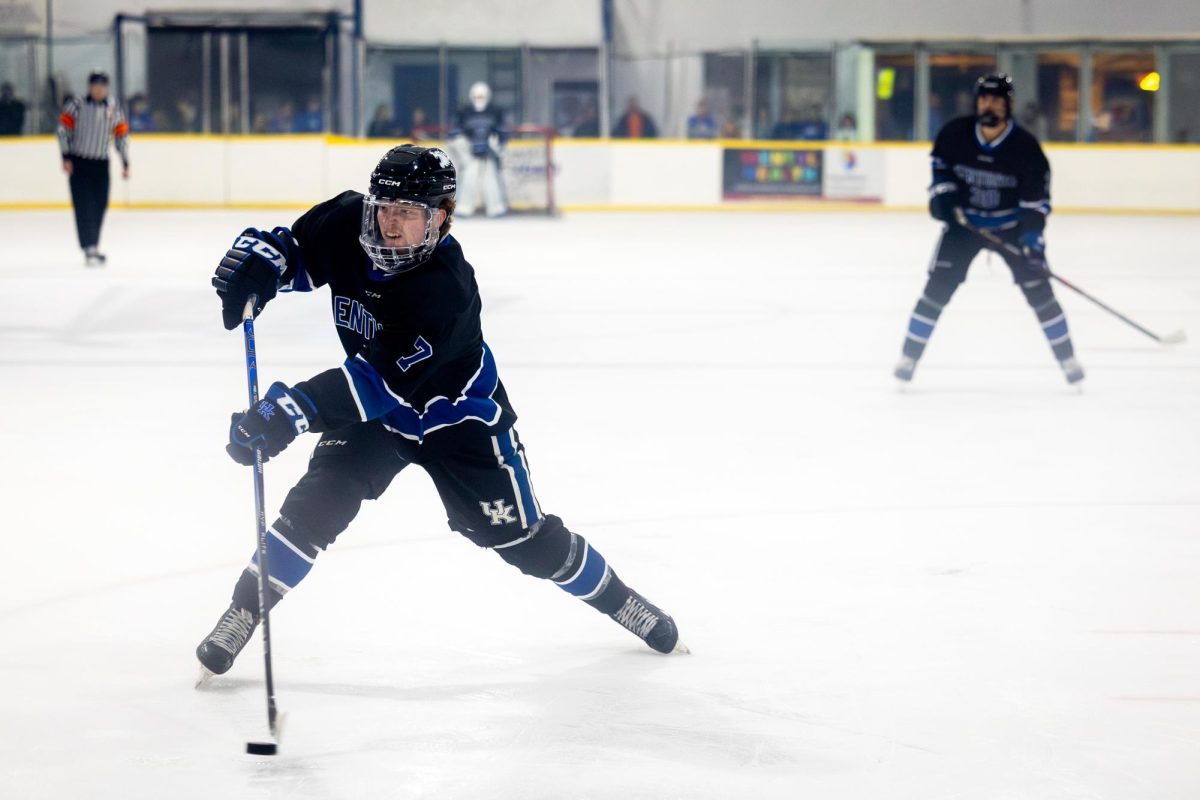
1161, 329, 1187, 345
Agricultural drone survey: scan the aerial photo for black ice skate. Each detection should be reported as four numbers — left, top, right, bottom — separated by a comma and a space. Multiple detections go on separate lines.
610, 590, 689, 654
1059, 356, 1085, 385
84, 247, 106, 267
894, 355, 917, 382
195, 604, 258, 684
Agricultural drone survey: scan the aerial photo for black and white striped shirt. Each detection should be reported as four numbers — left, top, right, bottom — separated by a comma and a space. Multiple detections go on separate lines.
58, 96, 130, 166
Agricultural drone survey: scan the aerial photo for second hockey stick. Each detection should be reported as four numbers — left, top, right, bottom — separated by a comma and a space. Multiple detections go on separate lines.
240, 295, 284, 756
962, 219, 1187, 345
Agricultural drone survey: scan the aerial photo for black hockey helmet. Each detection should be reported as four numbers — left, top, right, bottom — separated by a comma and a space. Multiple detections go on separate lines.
975, 73, 1013, 123
368, 144, 456, 207
360, 145, 457, 273
87, 69, 110, 85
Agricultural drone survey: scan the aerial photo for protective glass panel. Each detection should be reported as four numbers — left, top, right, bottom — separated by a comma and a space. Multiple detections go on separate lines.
928, 52, 997, 134
1090, 51, 1156, 142
875, 53, 915, 141
1167, 51, 1200, 143
246, 30, 326, 134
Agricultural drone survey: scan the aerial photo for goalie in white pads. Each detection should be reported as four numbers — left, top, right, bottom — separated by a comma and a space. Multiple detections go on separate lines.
448, 82, 508, 218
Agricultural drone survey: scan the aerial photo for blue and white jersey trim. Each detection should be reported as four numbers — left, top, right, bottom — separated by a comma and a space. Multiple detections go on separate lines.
965, 208, 1020, 230
1020, 198, 1052, 216
339, 343, 503, 442
928, 181, 958, 198
975, 120, 1015, 150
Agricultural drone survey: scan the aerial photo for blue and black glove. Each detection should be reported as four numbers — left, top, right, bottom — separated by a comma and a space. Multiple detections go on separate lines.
227, 382, 317, 465
213, 227, 291, 331
1020, 231, 1048, 276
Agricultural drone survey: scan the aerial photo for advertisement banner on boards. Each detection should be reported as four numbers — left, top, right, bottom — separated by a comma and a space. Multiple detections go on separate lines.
822, 147, 885, 202
722, 147, 822, 199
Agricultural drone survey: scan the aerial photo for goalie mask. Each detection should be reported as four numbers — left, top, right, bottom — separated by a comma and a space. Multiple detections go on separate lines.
359, 144, 456, 273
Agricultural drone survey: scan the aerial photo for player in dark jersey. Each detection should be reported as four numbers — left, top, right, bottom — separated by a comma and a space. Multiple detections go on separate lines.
894, 74, 1084, 385
196, 145, 686, 679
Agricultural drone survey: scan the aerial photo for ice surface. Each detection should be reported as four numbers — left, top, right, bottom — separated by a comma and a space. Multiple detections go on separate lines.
1, 208, 1198, 799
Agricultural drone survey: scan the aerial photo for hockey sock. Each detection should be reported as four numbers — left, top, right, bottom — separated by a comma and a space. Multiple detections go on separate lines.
550, 534, 630, 614
494, 515, 633, 615
231, 521, 320, 612
1024, 283, 1075, 361
902, 293, 947, 360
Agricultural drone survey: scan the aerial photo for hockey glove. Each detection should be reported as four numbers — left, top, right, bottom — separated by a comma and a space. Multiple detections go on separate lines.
213, 228, 290, 330
1020, 231, 1048, 276
227, 382, 317, 465
929, 192, 965, 227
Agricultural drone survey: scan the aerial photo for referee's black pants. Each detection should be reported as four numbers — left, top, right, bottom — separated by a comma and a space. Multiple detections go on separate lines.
67, 156, 110, 250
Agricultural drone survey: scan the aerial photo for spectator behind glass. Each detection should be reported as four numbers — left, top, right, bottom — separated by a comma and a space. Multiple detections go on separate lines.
612, 96, 658, 138
772, 107, 828, 141
0, 82, 26, 135
127, 93, 153, 132
571, 99, 600, 137
928, 93, 946, 135
686, 100, 717, 139
1020, 101, 1047, 141
367, 104, 398, 138
409, 107, 428, 138
174, 96, 200, 132
295, 95, 323, 132
271, 101, 296, 133
834, 112, 857, 141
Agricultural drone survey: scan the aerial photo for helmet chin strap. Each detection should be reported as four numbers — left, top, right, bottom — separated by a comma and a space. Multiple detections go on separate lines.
977, 111, 1003, 127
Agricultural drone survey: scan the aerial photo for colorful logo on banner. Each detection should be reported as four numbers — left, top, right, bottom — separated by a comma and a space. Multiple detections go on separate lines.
722, 148, 822, 198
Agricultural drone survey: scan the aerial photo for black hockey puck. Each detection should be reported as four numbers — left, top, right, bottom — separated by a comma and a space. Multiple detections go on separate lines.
246, 742, 277, 756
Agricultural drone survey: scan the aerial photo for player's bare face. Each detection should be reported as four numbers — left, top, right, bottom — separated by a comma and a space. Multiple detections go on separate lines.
976, 95, 1006, 124
377, 204, 430, 247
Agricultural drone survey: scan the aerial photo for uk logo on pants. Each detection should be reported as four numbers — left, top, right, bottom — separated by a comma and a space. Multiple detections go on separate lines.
480, 499, 517, 525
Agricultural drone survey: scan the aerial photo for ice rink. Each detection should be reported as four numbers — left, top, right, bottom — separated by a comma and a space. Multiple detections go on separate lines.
1, 207, 1198, 799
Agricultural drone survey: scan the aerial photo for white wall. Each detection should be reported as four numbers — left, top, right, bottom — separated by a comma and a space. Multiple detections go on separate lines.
29, 0, 1200, 44
612, 0, 1200, 54
5, 136, 1199, 214
364, 0, 601, 47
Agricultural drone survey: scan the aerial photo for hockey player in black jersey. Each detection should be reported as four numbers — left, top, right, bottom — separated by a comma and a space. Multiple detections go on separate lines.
196, 145, 685, 678
894, 74, 1084, 385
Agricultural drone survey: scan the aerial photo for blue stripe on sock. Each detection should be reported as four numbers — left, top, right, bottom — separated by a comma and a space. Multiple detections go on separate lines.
251, 532, 314, 591
908, 316, 935, 338
556, 543, 607, 598
1043, 319, 1069, 341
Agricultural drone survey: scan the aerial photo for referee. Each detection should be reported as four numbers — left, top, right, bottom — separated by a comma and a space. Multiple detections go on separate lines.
57, 70, 130, 266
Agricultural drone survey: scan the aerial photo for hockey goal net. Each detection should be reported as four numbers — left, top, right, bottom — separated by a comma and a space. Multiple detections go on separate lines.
412, 123, 556, 215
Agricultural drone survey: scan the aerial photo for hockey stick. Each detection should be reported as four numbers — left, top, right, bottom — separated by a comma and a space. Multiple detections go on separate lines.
240, 296, 283, 756
961, 219, 1187, 345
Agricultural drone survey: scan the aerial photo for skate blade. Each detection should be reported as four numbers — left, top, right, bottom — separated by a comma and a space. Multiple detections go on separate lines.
671, 640, 691, 655
195, 665, 217, 689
